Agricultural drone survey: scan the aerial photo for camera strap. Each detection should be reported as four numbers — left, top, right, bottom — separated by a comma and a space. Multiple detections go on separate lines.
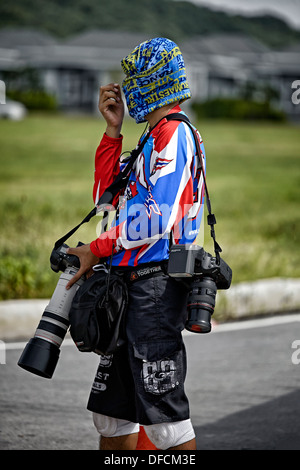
53, 118, 162, 249
165, 113, 222, 263
54, 113, 222, 263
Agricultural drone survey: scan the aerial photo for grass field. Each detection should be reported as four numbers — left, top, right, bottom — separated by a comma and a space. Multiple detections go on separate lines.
0, 113, 299, 300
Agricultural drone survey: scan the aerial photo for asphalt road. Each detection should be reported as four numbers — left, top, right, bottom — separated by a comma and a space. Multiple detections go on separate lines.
1, 314, 300, 451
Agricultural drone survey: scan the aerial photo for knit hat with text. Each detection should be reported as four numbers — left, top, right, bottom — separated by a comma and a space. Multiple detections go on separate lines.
121, 37, 191, 124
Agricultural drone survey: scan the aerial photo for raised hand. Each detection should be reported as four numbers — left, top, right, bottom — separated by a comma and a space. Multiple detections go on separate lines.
98, 83, 124, 138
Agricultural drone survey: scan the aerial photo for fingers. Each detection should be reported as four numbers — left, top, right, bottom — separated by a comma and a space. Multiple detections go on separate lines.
99, 83, 122, 109
99, 83, 124, 138
66, 246, 79, 256
65, 244, 99, 290
65, 267, 84, 290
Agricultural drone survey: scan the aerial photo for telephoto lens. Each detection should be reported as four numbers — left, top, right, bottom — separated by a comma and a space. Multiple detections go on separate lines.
185, 277, 217, 333
18, 245, 84, 379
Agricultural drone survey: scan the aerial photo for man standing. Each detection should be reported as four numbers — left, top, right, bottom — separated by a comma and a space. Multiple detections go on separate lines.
67, 37, 206, 450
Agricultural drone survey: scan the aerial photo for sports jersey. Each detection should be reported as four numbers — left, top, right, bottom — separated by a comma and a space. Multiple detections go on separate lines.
89, 105, 206, 267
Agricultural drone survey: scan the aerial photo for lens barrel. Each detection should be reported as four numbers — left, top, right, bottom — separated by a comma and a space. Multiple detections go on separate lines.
18, 267, 84, 378
185, 277, 217, 333
17, 337, 60, 379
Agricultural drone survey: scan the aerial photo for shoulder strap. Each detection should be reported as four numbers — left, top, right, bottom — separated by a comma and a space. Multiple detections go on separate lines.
54, 117, 161, 249
54, 113, 222, 263
96, 113, 171, 210
165, 113, 222, 263
53, 135, 148, 249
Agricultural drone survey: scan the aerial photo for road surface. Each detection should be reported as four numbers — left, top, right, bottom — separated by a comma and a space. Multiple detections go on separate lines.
1, 314, 300, 450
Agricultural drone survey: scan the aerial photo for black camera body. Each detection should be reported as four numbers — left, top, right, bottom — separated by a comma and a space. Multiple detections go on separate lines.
18, 242, 84, 379
168, 245, 232, 333
50, 243, 82, 273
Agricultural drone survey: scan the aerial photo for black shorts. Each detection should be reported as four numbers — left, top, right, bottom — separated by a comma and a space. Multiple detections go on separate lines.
87, 267, 190, 425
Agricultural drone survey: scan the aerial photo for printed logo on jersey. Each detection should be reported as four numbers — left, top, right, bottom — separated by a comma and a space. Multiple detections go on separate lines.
125, 180, 139, 200
135, 153, 148, 189
150, 157, 172, 176
144, 192, 162, 218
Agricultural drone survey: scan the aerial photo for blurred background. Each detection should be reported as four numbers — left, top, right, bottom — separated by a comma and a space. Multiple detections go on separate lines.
0, 0, 299, 319
1, 0, 300, 119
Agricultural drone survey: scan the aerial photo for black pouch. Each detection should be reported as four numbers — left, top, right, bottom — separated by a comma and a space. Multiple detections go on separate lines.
69, 267, 128, 356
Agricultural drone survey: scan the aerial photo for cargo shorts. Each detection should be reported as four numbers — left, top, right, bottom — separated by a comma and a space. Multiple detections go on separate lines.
87, 267, 190, 425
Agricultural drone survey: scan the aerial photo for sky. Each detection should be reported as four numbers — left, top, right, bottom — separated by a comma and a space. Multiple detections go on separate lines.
179, 0, 300, 29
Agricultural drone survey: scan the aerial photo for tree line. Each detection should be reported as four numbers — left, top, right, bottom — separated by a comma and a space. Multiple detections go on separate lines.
0, 0, 299, 48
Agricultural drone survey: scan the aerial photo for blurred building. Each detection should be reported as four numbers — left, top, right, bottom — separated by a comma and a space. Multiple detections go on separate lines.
182, 34, 300, 120
0, 28, 299, 119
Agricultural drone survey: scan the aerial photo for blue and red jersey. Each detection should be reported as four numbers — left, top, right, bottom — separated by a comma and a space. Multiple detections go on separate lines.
90, 105, 206, 267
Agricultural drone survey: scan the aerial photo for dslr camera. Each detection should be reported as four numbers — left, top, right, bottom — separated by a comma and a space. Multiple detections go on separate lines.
168, 245, 232, 333
18, 242, 84, 379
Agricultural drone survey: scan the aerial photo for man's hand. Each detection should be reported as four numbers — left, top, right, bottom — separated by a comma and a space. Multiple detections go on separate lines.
65, 244, 99, 290
99, 83, 124, 138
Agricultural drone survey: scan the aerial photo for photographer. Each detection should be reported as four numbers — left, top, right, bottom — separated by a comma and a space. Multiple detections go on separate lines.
66, 38, 206, 450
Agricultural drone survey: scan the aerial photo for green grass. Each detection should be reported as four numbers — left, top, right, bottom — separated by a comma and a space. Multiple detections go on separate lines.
200, 120, 300, 283
0, 113, 299, 299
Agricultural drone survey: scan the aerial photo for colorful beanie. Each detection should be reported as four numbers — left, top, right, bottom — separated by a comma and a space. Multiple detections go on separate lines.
121, 37, 191, 124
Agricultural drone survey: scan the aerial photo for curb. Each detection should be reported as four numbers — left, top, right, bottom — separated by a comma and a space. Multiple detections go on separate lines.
216, 277, 300, 320
1, 278, 300, 341
0, 299, 49, 341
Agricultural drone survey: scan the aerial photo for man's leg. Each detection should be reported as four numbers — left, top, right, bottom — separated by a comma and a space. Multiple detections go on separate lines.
99, 434, 196, 450
99, 433, 139, 450
169, 437, 197, 450
93, 413, 140, 450
143, 419, 196, 450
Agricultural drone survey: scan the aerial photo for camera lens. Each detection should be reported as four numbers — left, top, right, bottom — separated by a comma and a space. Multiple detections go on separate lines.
185, 277, 217, 333
18, 267, 84, 378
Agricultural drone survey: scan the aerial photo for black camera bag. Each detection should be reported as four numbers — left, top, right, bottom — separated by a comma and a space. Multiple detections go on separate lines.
69, 268, 128, 356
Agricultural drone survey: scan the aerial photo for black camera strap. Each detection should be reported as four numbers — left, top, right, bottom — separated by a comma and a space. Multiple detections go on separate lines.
165, 113, 222, 263
54, 118, 161, 249
54, 112, 222, 263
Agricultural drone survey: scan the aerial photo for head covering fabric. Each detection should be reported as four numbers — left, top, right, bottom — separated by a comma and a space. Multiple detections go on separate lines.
121, 37, 191, 123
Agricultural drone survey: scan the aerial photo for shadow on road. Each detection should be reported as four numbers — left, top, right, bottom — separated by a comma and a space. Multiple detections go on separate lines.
195, 389, 300, 450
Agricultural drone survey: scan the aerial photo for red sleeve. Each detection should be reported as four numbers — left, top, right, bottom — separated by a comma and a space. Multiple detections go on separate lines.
90, 223, 123, 259
93, 133, 123, 205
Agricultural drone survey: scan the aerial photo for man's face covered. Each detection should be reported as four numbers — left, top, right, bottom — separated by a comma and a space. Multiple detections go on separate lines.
121, 37, 191, 124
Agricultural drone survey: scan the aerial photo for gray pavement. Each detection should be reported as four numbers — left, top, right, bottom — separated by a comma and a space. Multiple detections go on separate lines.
1, 314, 300, 450
186, 315, 300, 450
1, 277, 300, 342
